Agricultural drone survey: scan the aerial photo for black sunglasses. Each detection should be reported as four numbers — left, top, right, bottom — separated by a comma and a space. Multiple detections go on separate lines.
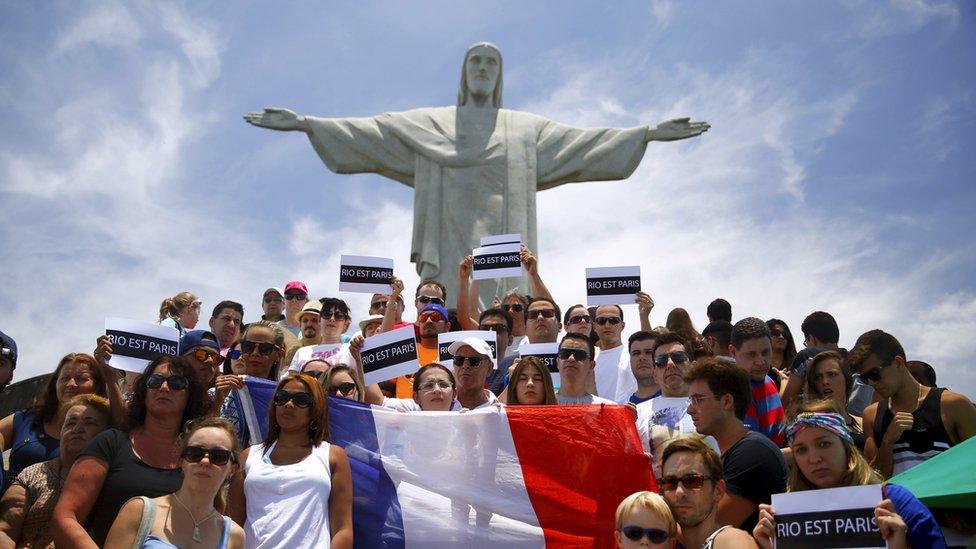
653, 351, 690, 368
370, 300, 388, 309
321, 310, 349, 320
146, 374, 188, 391
860, 358, 893, 382
453, 356, 484, 368
620, 526, 670, 544
416, 295, 445, 306
502, 303, 524, 313
558, 348, 589, 361
302, 370, 324, 379
594, 316, 621, 326
182, 445, 234, 466
527, 309, 556, 320
273, 390, 313, 408
660, 473, 713, 491
329, 382, 358, 395
479, 323, 508, 333
241, 340, 276, 355
284, 293, 307, 301
568, 314, 591, 324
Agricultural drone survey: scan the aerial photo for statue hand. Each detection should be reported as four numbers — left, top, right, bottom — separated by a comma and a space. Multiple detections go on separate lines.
646, 117, 710, 142
243, 107, 307, 132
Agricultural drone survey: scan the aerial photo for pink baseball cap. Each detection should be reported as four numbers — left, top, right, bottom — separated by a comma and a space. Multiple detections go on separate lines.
284, 281, 308, 295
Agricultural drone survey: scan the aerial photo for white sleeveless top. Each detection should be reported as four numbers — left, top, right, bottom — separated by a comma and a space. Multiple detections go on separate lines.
243, 440, 332, 548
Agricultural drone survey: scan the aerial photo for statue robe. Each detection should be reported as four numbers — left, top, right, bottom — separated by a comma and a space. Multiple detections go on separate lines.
305, 106, 648, 306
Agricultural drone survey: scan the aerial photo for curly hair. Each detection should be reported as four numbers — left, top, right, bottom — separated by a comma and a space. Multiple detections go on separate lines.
126, 355, 211, 430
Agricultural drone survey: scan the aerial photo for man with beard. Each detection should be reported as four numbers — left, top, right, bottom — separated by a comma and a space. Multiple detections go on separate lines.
208, 301, 243, 356
283, 300, 323, 368
660, 437, 756, 549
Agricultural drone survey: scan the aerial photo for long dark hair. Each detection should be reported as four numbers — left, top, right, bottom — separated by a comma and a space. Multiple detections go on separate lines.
505, 356, 557, 405
31, 353, 110, 427
767, 318, 798, 371
126, 356, 210, 430
263, 373, 329, 453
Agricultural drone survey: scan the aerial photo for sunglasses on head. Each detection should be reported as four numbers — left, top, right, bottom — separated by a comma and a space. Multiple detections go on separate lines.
595, 316, 621, 326
273, 390, 313, 408
321, 310, 349, 320
619, 526, 671, 544
453, 356, 485, 368
146, 374, 188, 391
568, 314, 591, 324
527, 309, 556, 320
329, 382, 358, 395
558, 348, 589, 361
182, 445, 234, 466
241, 340, 276, 356
416, 295, 445, 306
190, 349, 222, 364
653, 351, 690, 368
418, 312, 444, 323
661, 473, 713, 491
502, 303, 524, 313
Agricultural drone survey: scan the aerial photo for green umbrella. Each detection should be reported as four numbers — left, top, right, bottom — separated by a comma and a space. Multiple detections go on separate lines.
888, 436, 976, 509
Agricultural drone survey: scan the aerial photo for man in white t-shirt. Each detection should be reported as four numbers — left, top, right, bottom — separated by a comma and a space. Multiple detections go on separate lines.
593, 304, 638, 403
556, 333, 615, 405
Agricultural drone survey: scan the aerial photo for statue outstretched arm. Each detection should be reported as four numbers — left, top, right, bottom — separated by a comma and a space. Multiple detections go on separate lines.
243, 107, 310, 133
645, 117, 710, 142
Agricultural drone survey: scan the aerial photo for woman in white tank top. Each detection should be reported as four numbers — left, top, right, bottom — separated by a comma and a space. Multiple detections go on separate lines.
228, 373, 353, 548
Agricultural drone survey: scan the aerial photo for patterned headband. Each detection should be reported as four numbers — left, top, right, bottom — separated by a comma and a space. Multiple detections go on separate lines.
786, 412, 853, 445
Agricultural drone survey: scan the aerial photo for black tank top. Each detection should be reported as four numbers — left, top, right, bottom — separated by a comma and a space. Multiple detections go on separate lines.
873, 387, 952, 475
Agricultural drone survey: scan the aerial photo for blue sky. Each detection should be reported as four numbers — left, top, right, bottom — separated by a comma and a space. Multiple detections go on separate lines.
1, 1, 974, 397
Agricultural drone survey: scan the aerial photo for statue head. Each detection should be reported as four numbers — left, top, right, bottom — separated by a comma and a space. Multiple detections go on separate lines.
457, 42, 503, 108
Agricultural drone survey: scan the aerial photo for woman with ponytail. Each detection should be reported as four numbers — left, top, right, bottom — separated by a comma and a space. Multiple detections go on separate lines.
158, 291, 200, 336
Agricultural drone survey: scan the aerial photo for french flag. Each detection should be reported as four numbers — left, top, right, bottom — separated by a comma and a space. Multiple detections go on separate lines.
239, 377, 655, 547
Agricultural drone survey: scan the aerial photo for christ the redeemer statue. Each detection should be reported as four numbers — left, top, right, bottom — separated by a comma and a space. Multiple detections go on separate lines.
245, 42, 709, 306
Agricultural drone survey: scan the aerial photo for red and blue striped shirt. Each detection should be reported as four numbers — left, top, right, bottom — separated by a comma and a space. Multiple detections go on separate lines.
744, 376, 786, 447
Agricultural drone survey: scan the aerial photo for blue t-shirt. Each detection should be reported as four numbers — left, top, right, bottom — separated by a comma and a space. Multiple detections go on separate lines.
628, 390, 661, 405
5, 410, 59, 490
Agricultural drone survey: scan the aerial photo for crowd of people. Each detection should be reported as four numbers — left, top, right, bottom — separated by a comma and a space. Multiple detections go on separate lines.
0, 246, 974, 548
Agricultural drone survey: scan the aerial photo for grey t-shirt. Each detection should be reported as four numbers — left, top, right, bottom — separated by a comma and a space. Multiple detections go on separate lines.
555, 393, 616, 405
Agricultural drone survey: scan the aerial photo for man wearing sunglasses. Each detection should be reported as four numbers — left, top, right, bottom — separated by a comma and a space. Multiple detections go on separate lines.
728, 317, 786, 447
260, 287, 285, 322
853, 330, 976, 479
447, 337, 498, 410
179, 330, 222, 388
489, 300, 559, 395
555, 333, 614, 405
660, 437, 755, 549
277, 280, 309, 339
593, 304, 638, 404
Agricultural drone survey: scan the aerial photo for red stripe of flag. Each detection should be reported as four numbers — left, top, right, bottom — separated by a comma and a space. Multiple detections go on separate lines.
506, 404, 657, 547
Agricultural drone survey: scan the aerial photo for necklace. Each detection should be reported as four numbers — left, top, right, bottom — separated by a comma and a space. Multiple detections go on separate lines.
171, 492, 217, 543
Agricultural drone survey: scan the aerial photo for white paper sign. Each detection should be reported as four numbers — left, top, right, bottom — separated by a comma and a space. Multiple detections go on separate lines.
105, 317, 180, 373
585, 266, 641, 306
437, 330, 498, 369
519, 342, 560, 387
339, 255, 394, 294
472, 242, 522, 281
288, 343, 341, 371
771, 485, 885, 548
360, 325, 420, 385
480, 233, 521, 247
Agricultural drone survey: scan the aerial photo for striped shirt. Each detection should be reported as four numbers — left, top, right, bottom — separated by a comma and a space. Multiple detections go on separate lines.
744, 376, 786, 447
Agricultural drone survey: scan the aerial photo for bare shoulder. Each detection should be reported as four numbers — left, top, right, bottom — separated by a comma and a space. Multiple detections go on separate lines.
941, 389, 975, 410
717, 526, 760, 548
329, 443, 349, 465
228, 521, 246, 549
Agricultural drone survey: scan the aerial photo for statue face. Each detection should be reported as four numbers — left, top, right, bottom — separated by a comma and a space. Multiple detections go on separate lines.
464, 45, 500, 100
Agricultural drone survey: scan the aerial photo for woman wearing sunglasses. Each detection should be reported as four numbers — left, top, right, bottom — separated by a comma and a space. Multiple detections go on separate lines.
53, 356, 211, 548
614, 491, 677, 548
215, 321, 285, 447
765, 319, 797, 378
802, 351, 865, 450
228, 373, 353, 548
753, 399, 946, 549
320, 365, 364, 402
104, 417, 245, 548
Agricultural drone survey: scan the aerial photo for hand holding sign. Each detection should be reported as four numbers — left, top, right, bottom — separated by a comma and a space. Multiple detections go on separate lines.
360, 325, 420, 385
768, 485, 887, 549
104, 318, 180, 373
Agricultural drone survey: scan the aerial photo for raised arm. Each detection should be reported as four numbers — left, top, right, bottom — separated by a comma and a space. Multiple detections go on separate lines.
635, 291, 654, 332
243, 108, 310, 133
644, 117, 710, 142
521, 245, 552, 301
456, 256, 478, 330
380, 277, 405, 333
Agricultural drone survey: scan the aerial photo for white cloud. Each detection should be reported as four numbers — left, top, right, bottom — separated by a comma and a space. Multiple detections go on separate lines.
54, 0, 143, 53
848, 0, 959, 38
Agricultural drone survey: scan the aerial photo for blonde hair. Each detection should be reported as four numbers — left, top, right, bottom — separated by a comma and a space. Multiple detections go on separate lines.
787, 399, 882, 491
614, 491, 677, 535
57, 394, 113, 428
159, 291, 196, 322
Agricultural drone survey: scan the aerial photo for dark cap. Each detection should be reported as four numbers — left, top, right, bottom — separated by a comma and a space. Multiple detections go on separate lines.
0, 330, 16, 369
179, 330, 220, 354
